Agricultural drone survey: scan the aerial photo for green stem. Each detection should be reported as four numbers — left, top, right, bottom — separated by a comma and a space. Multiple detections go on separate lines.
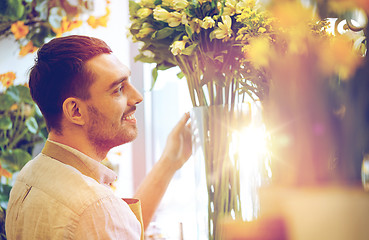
7, 128, 28, 150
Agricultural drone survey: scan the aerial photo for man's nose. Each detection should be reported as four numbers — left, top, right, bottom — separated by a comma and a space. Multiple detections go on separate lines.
127, 84, 143, 105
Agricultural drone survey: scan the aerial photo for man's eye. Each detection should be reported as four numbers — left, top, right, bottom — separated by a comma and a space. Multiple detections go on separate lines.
115, 85, 124, 93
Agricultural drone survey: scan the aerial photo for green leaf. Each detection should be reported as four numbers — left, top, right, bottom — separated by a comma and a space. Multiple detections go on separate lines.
25, 117, 38, 134
152, 27, 175, 40
35, 105, 43, 117
15, 85, 33, 104
5, 86, 20, 102
0, 184, 12, 203
4, 0, 25, 20
209, 29, 217, 41
0, 149, 32, 172
39, 127, 48, 140
30, 23, 53, 47
0, 137, 9, 147
134, 54, 156, 63
157, 63, 173, 71
129, 0, 141, 19
177, 71, 185, 79
151, 67, 158, 90
185, 24, 193, 38
0, 94, 15, 111
181, 43, 198, 56
0, 116, 12, 130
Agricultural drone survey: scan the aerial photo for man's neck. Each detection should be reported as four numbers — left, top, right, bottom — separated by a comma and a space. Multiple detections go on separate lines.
48, 131, 107, 162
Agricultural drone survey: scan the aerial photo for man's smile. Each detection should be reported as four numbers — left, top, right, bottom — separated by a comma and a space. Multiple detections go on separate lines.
122, 111, 136, 123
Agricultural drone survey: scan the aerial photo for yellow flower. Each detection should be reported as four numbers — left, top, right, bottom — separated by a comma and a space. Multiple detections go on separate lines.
10, 103, 18, 111
235, 0, 250, 14
243, 37, 271, 68
53, 16, 83, 36
19, 41, 38, 57
139, 0, 155, 8
212, 15, 233, 39
198, 0, 211, 4
11, 21, 29, 40
258, 27, 266, 33
137, 7, 153, 18
200, 16, 215, 29
221, 0, 237, 16
0, 165, 12, 179
181, 12, 189, 25
153, 6, 171, 21
0, 72, 16, 88
173, 0, 189, 11
167, 12, 182, 27
170, 40, 187, 55
88, 7, 110, 29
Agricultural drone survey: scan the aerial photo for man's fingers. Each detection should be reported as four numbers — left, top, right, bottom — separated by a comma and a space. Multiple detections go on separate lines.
172, 112, 190, 133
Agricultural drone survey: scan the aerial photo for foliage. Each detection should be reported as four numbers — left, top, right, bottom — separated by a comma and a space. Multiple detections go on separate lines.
0, 0, 110, 56
0, 79, 48, 239
129, 0, 277, 106
0, 83, 47, 208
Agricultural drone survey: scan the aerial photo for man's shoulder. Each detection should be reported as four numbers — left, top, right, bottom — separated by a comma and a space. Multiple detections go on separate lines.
13, 153, 115, 214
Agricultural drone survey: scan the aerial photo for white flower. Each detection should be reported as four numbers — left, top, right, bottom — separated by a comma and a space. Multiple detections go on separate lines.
212, 15, 233, 39
170, 40, 186, 55
200, 16, 215, 29
153, 6, 170, 21
181, 12, 189, 25
167, 12, 182, 27
221, 0, 237, 16
173, 0, 189, 11
139, 0, 155, 8
137, 8, 153, 18
236, 0, 249, 14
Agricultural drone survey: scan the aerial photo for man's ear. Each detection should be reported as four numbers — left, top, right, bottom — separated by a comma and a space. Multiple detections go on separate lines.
62, 97, 86, 126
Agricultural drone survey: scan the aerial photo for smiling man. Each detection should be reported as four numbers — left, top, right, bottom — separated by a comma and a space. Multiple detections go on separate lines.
5, 35, 192, 239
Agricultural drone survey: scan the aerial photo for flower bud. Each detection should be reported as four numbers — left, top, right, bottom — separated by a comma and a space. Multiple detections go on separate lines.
200, 16, 215, 29
153, 6, 170, 21
137, 8, 153, 18
170, 40, 186, 55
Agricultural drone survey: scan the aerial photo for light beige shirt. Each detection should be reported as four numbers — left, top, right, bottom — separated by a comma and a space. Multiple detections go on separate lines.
5, 140, 142, 239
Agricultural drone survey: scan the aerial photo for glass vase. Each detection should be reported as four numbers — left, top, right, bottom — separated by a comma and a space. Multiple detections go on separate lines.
190, 103, 270, 240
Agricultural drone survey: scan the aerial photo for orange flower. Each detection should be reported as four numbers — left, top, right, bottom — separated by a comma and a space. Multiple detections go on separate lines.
19, 41, 38, 57
0, 72, 16, 88
10, 21, 29, 40
52, 16, 83, 37
10, 103, 18, 111
88, 7, 110, 28
0, 165, 12, 179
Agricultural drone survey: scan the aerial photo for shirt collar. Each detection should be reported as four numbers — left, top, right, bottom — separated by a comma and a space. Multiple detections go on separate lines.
42, 140, 117, 186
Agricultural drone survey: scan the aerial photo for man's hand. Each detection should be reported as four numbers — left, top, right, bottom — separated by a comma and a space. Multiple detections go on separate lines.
134, 112, 192, 228
161, 112, 192, 171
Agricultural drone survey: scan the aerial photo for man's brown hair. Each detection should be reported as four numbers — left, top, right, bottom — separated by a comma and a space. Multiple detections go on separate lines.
29, 35, 112, 133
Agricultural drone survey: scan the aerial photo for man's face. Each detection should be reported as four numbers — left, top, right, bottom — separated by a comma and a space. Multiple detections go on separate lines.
83, 53, 143, 155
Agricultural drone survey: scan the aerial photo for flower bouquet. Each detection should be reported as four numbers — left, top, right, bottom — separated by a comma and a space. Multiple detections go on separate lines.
129, 0, 274, 238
